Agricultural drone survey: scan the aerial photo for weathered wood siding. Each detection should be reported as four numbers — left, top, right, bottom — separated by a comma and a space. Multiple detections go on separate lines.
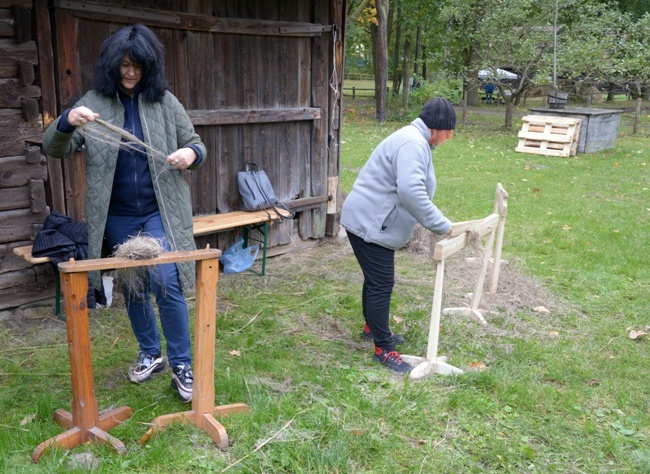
0, 0, 55, 310
46, 0, 344, 249
0, 0, 346, 311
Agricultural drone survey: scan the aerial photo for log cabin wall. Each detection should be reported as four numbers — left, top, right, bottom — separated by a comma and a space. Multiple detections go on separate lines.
0, 0, 347, 311
0, 0, 54, 310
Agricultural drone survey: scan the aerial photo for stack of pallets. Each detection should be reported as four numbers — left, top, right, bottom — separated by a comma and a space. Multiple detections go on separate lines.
515, 115, 582, 157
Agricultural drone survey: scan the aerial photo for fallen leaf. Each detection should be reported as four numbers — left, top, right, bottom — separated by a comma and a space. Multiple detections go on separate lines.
20, 414, 36, 426
229, 349, 242, 356
533, 306, 550, 314
467, 361, 487, 372
587, 379, 599, 387
549, 331, 560, 337
392, 315, 404, 323
629, 330, 647, 340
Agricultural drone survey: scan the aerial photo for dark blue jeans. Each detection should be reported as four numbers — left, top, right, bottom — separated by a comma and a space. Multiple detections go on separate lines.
346, 231, 398, 352
104, 211, 192, 368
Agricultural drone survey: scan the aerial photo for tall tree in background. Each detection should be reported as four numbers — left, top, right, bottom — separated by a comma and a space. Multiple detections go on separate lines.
374, 0, 389, 123
346, 0, 389, 123
345, 0, 647, 129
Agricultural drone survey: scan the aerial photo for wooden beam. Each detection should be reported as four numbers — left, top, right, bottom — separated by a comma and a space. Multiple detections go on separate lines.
53, 1, 332, 37
187, 108, 320, 126
33, 0, 66, 213
433, 214, 499, 262
285, 195, 330, 213
0, 207, 50, 244
0, 79, 41, 108
12, 4, 31, 43
58, 248, 222, 273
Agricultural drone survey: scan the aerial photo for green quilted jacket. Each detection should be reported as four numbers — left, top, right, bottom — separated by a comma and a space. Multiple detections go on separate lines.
42, 90, 207, 292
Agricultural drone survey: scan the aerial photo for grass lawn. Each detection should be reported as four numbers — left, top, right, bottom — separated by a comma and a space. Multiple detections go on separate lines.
1, 99, 648, 473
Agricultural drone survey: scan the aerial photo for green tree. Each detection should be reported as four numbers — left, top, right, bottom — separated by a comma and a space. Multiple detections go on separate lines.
439, 0, 558, 128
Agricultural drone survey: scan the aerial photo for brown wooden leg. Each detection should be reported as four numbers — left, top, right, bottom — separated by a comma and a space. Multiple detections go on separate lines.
97, 406, 134, 431
199, 414, 229, 449
31, 427, 83, 463
32, 271, 132, 462
88, 426, 127, 454
138, 410, 196, 444
139, 258, 249, 446
53, 409, 73, 429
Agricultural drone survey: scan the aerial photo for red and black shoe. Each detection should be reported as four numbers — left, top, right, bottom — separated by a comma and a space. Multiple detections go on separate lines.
361, 324, 405, 345
373, 347, 413, 374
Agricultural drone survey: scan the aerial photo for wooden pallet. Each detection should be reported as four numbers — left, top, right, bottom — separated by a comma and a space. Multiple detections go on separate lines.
515, 115, 582, 157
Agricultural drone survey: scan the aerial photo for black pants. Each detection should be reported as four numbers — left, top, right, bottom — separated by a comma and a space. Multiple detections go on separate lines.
347, 231, 398, 352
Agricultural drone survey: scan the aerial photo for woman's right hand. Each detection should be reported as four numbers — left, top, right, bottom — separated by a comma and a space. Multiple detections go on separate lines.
68, 106, 99, 127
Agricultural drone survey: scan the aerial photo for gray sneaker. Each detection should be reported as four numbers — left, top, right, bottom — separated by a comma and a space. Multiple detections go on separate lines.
171, 364, 193, 403
128, 352, 165, 383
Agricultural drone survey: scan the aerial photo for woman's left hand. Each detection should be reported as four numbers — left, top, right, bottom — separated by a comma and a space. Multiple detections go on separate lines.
167, 148, 197, 170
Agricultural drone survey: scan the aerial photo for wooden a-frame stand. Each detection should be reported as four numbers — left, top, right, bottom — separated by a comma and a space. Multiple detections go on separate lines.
31, 247, 249, 462
401, 184, 508, 380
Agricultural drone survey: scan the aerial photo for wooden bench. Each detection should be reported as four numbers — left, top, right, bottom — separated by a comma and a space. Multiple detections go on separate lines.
13, 207, 293, 317
193, 208, 293, 277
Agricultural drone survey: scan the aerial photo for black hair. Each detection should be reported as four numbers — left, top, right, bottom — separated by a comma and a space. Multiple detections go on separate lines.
93, 23, 167, 102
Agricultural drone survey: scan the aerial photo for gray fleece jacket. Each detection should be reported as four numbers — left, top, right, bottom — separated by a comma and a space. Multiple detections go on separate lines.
340, 118, 451, 250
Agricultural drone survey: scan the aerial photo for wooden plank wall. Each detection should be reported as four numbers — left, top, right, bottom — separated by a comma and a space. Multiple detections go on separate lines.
43, 0, 344, 253
0, 0, 56, 310
0, 0, 346, 311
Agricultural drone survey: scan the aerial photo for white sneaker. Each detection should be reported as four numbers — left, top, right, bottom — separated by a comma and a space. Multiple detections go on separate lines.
171, 364, 193, 403
128, 352, 165, 383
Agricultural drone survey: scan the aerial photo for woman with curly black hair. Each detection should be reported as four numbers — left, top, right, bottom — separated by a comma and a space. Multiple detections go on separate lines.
43, 24, 206, 403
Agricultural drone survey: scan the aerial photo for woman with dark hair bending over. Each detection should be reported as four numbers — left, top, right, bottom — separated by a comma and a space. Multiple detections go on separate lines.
43, 24, 206, 402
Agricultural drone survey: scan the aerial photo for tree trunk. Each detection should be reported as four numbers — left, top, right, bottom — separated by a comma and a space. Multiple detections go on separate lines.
606, 82, 617, 102
465, 46, 480, 106
504, 99, 513, 129
633, 97, 641, 134
402, 34, 411, 106
421, 42, 427, 80
413, 25, 421, 77
391, 4, 402, 95
374, 0, 388, 124
497, 85, 513, 129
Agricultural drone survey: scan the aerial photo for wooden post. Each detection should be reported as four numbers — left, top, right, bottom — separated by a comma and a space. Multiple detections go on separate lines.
489, 184, 508, 293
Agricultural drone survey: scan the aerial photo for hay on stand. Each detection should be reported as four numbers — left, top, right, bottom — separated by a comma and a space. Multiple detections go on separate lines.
113, 234, 166, 297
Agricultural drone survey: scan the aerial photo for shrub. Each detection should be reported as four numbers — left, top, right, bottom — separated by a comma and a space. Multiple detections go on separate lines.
385, 74, 463, 122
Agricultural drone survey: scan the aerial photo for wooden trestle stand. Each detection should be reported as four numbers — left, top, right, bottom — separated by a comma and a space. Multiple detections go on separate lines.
31, 247, 249, 462
401, 184, 508, 380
